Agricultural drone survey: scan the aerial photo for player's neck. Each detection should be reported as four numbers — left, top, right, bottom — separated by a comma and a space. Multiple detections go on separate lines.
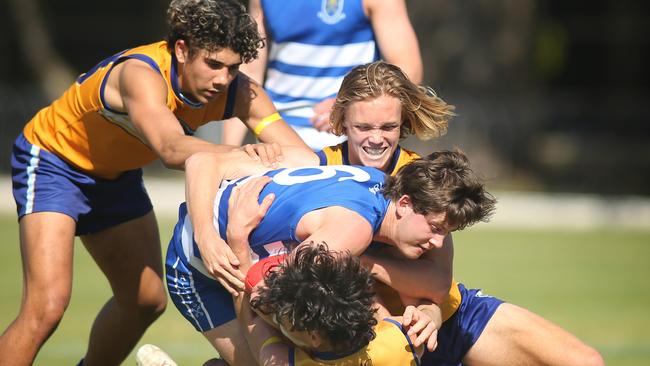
373, 201, 397, 245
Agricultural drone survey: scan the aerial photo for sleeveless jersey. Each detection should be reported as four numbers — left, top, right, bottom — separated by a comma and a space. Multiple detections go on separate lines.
291, 318, 420, 365
261, 0, 380, 127
23, 41, 238, 179
317, 142, 420, 176
175, 165, 390, 267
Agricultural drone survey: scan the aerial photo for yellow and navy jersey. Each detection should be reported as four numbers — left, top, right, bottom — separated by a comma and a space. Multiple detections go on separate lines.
317, 142, 462, 321
291, 318, 421, 366
23, 41, 238, 179
316, 142, 420, 176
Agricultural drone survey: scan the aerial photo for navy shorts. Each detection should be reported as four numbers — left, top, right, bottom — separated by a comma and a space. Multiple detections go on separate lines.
421, 284, 504, 365
165, 203, 237, 331
11, 133, 153, 235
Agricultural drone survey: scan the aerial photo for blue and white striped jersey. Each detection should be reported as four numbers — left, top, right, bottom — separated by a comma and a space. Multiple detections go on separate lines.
261, 0, 380, 127
173, 165, 390, 267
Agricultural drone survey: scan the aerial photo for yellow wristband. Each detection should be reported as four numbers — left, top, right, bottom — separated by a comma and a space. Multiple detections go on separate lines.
253, 112, 281, 136
260, 336, 283, 349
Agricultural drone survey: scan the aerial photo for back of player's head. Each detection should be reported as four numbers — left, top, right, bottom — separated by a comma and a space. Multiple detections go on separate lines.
383, 149, 497, 230
166, 0, 263, 62
250, 242, 377, 354
330, 60, 455, 140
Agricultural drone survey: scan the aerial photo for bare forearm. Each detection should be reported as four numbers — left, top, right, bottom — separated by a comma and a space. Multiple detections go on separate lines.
159, 135, 238, 170
184, 152, 228, 242
369, 0, 423, 83
222, 118, 250, 146
361, 255, 451, 304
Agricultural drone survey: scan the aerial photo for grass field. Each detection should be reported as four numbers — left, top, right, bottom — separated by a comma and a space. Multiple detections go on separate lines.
0, 214, 649, 365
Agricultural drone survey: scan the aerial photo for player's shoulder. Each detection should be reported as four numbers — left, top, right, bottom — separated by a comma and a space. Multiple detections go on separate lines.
369, 317, 424, 362
390, 146, 421, 175
318, 144, 345, 166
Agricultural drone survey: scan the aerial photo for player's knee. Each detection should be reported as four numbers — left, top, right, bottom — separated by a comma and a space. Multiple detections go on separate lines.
26, 293, 70, 333
136, 289, 168, 323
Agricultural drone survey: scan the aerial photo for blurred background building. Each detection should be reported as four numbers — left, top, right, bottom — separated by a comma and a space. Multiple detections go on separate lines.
1, 0, 648, 195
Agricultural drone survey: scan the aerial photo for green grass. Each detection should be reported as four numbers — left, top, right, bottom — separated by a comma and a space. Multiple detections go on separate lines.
0, 214, 649, 365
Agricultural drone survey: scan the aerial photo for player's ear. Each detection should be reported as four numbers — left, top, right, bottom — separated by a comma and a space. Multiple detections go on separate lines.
396, 194, 413, 216
175, 39, 190, 63
309, 331, 326, 348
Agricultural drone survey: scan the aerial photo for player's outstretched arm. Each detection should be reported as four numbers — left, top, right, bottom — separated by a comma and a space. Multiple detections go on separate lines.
118, 59, 299, 170
118, 60, 237, 169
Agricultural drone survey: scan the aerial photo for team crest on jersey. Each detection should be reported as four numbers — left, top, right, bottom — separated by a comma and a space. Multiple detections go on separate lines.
318, 0, 346, 25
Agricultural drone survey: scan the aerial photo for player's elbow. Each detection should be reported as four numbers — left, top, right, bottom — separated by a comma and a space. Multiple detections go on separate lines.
157, 143, 186, 170
183, 151, 213, 171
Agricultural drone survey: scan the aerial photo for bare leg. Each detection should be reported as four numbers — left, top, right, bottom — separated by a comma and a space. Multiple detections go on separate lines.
202, 319, 257, 366
81, 211, 167, 366
0, 212, 76, 366
463, 303, 604, 366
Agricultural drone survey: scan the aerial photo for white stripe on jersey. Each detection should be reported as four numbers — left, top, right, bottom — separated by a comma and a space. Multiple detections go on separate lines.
265, 69, 342, 99
269, 41, 376, 68
276, 105, 314, 119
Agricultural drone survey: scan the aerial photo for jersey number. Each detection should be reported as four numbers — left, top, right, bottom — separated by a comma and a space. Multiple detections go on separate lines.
272, 165, 371, 186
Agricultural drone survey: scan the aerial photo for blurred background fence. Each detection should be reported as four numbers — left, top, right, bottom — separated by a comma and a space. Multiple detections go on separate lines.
1, 0, 648, 195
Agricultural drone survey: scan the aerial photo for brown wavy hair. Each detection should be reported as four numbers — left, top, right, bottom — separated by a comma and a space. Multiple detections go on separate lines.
383, 149, 497, 230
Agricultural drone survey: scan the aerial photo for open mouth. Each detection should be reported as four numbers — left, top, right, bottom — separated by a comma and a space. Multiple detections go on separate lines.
362, 146, 388, 157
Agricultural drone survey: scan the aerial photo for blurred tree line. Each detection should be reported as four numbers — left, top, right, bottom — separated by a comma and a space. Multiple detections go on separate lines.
1, 0, 648, 195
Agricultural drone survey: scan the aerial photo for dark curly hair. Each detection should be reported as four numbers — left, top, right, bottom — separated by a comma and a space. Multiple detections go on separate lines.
250, 242, 378, 354
166, 0, 263, 62
383, 149, 497, 230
